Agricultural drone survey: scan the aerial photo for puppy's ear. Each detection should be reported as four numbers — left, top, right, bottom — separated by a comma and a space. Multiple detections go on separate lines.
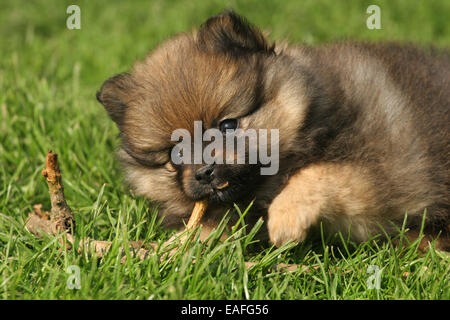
96, 73, 132, 127
197, 10, 274, 56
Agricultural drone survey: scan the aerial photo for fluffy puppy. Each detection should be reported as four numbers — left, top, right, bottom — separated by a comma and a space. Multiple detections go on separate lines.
97, 11, 449, 249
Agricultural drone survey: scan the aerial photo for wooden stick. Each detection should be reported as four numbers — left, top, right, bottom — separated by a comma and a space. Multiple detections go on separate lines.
186, 199, 208, 229
25, 151, 155, 260
41, 150, 75, 231
26, 151, 74, 235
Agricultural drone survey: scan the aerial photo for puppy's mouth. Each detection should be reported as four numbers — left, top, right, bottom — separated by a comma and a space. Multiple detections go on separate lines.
210, 181, 236, 203
188, 180, 236, 203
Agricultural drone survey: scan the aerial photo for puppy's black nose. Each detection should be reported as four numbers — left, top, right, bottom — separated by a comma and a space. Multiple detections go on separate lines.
195, 165, 214, 184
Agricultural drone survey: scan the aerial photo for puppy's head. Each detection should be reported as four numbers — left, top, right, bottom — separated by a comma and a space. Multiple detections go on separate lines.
97, 11, 310, 225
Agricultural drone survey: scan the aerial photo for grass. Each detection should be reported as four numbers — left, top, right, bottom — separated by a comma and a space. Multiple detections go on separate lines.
0, 0, 449, 299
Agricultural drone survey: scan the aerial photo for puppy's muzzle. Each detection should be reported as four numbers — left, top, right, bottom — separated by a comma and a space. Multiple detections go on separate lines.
195, 164, 215, 184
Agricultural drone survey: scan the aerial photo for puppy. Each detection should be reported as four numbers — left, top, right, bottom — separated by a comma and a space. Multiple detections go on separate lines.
97, 11, 449, 249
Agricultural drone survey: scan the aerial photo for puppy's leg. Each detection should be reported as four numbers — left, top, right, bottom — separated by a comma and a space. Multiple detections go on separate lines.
268, 163, 378, 246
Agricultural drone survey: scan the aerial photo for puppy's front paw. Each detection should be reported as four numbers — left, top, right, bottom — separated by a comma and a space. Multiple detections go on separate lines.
267, 186, 322, 247
267, 206, 309, 247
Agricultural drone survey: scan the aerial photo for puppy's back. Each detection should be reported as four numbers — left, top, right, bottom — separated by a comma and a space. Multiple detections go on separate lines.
288, 42, 449, 230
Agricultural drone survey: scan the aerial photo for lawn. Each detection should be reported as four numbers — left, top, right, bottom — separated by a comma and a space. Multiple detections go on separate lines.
0, 0, 449, 299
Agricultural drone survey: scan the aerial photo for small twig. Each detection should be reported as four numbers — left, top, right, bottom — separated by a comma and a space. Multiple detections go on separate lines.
25, 151, 155, 260
41, 150, 75, 231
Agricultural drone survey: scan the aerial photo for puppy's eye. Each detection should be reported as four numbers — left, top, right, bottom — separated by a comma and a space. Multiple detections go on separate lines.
219, 119, 238, 133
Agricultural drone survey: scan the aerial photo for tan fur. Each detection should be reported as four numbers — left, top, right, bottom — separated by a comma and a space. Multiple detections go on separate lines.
268, 163, 381, 246
240, 80, 309, 154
